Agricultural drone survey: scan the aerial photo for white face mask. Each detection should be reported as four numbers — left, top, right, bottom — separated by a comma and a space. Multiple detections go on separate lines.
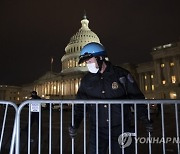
87, 63, 99, 73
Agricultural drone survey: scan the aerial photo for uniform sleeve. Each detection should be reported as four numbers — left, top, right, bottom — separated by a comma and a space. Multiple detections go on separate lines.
73, 82, 88, 128
126, 73, 144, 99
125, 73, 148, 120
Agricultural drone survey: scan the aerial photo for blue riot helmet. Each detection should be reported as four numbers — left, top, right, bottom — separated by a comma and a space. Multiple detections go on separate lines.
79, 42, 107, 64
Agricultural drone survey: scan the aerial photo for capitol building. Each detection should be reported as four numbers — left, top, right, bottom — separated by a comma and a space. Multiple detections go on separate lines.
25, 15, 101, 100
1, 15, 180, 103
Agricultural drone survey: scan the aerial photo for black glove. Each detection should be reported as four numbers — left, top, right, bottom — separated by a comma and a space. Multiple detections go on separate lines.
68, 125, 77, 138
144, 119, 153, 133
141, 117, 153, 133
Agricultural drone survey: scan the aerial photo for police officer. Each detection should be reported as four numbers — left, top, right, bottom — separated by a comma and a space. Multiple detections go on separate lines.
69, 42, 153, 154
31, 90, 41, 99
23, 91, 41, 133
30, 91, 41, 126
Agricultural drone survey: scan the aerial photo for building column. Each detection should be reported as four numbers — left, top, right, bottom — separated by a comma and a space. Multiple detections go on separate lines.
56, 81, 58, 95
147, 73, 151, 92
154, 60, 161, 86
70, 79, 74, 95
165, 59, 171, 84
42, 83, 45, 96
139, 73, 144, 92
68, 80, 71, 96
75, 78, 79, 94
174, 57, 180, 82
39, 84, 42, 96
52, 81, 56, 95
45, 82, 47, 95
63, 81, 65, 96
62, 81, 64, 96
47, 82, 50, 95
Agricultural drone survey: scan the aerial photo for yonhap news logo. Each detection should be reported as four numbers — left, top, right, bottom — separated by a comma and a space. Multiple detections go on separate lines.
118, 132, 132, 148
118, 132, 180, 148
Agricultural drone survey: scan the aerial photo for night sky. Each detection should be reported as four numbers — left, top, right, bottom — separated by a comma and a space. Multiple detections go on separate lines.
0, 0, 180, 86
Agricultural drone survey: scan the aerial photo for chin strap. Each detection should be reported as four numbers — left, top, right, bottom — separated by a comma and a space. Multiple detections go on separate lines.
96, 56, 105, 73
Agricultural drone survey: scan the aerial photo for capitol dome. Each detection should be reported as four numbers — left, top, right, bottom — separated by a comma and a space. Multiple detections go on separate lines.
61, 15, 100, 73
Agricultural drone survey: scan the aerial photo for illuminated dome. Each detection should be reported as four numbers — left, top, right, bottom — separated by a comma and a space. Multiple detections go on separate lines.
61, 15, 100, 73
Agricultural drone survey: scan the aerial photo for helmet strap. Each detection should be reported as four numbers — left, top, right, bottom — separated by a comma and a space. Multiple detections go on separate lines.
96, 56, 105, 73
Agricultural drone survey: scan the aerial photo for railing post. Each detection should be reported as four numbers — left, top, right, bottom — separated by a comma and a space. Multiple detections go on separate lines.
49, 103, 52, 154
175, 103, 180, 153
134, 103, 137, 154
38, 103, 42, 154
84, 103, 87, 154
147, 103, 152, 154
71, 103, 75, 154
121, 103, 124, 154
60, 103, 63, 154
96, 102, 98, 154
0, 104, 8, 151
108, 104, 111, 154
161, 103, 166, 154
28, 103, 31, 154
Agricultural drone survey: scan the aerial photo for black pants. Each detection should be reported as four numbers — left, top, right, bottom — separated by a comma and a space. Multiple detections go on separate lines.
88, 126, 134, 154
31, 112, 39, 126
24, 112, 39, 130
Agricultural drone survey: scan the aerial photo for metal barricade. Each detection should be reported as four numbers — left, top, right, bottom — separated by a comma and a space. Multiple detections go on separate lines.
0, 101, 18, 154
15, 99, 180, 154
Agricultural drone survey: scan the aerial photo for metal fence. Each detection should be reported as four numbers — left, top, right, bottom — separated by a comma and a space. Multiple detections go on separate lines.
14, 99, 180, 154
0, 100, 179, 154
0, 101, 18, 154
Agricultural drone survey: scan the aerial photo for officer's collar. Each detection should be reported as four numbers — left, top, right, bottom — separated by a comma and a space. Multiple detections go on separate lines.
101, 61, 111, 74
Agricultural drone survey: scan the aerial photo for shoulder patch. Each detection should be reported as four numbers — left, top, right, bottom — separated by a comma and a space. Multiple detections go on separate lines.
127, 74, 134, 83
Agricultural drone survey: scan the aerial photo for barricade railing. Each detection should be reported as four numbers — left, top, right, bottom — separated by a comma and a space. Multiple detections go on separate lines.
0, 101, 18, 154
15, 99, 180, 154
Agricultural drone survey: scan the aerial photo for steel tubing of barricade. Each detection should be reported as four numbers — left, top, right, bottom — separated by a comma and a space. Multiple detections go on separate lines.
39, 105, 42, 154
121, 104, 125, 154
108, 104, 111, 154
84, 103, 87, 154
68, 99, 180, 154
147, 103, 152, 154
49, 103, 52, 154
134, 103, 138, 154
175, 103, 180, 153
26, 101, 42, 154
15, 99, 180, 154
0, 101, 18, 154
71, 103, 75, 154
161, 103, 166, 154
27, 104, 31, 154
16, 100, 42, 154
96, 102, 99, 154
60, 103, 63, 154
39, 104, 42, 154
0, 103, 8, 152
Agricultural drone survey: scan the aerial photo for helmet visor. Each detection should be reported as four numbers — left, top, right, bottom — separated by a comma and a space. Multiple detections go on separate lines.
78, 53, 93, 64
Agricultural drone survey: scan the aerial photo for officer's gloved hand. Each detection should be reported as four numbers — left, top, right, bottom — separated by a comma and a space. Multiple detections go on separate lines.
145, 120, 153, 133
141, 117, 153, 133
68, 125, 77, 138
145, 119, 153, 133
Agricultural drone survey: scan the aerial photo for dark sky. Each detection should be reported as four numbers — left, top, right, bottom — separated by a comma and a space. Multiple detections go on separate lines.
0, 0, 180, 86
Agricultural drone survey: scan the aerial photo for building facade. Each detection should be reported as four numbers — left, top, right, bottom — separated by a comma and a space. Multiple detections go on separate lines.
0, 85, 21, 103
137, 42, 180, 99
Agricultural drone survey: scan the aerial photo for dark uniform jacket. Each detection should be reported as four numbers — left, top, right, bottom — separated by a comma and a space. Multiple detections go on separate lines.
74, 62, 148, 128
31, 95, 41, 100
